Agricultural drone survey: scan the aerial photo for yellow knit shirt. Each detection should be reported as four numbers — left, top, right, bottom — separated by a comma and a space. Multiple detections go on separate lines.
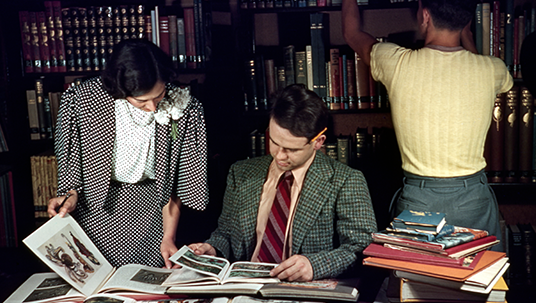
371, 42, 513, 177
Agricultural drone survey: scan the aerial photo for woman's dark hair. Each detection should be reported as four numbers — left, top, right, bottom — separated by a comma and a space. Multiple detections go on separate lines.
270, 84, 329, 141
101, 39, 176, 99
421, 0, 477, 31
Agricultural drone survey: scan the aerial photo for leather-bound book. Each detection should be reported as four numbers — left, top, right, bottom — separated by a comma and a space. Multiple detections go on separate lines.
264, 59, 277, 100
309, 13, 328, 99
254, 54, 268, 110
487, 93, 506, 183
44, 2, 58, 72
87, 7, 99, 71
329, 48, 341, 107
78, 7, 91, 71
29, 12, 42, 73
19, 11, 34, 73
159, 16, 170, 56
354, 52, 370, 109
51, 1, 66, 72
61, 8, 74, 72
284, 45, 296, 86
504, 86, 519, 182
70, 7, 83, 72
519, 88, 534, 183
346, 58, 356, 109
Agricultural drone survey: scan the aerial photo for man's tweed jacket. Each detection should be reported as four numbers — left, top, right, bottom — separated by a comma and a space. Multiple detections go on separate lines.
206, 152, 377, 280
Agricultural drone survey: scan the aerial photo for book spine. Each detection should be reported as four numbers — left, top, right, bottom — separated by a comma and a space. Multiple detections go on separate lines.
112, 6, 122, 46
310, 13, 327, 99
101, 6, 114, 66
26, 90, 40, 140
284, 45, 296, 86
277, 65, 286, 92
337, 135, 350, 165
329, 48, 341, 108
71, 7, 84, 72
355, 128, 368, 159
475, 3, 483, 54
35, 78, 49, 140
346, 58, 356, 110
38, 10, 53, 72
355, 52, 370, 109
249, 129, 257, 158
305, 45, 314, 91
51, 1, 66, 72
492, 1, 501, 58
295, 51, 307, 87
265, 59, 277, 100
44, 2, 58, 72
136, 5, 146, 39
515, 15, 525, 79
246, 59, 258, 110
504, 86, 519, 182
194, 0, 204, 67
79, 7, 91, 71
519, 224, 535, 280
505, 0, 514, 73
519, 88, 534, 183
482, 3, 491, 56
168, 15, 178, 69
325, 142, 337, 161
19, 11, 34, 73
368, 71, 377, 109
29, 12, 42, 73
487, 93, 506, 183
159, 16, 170, 56
341, 54, 348, 110
120, 5, 130, 41
184, 8, 197, 69
255, 54, 268, 110
177, 18, 187, 69
87, 7, 100, 71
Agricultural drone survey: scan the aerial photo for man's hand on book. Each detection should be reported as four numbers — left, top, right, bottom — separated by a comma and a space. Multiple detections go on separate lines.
187, 243, 217, 256
47, 191, 78, 218
270, 255, 313, 282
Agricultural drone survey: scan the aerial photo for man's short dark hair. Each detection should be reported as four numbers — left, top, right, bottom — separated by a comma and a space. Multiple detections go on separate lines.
270, 84, 329, 141
421, 0, 477, 31
101, 39, 176, 99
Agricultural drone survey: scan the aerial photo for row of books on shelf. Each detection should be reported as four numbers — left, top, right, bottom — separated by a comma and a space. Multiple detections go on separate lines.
244, 45, 389, 112
7, 214, 360, 302
0, 167, 17, 248
30, 153, 57, 219
248, 127, 396, 167
474, 1, 536, 79
238, 0, 412, 10
26, 77, 64, 141
485, 85, 536, 183
364, 210, 509, 303
19, 0, 210, 74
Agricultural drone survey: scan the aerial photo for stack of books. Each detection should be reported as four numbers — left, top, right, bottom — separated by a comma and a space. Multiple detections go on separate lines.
363, 210, 509, 303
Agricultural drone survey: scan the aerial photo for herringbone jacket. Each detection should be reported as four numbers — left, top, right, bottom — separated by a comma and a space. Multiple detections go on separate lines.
206, 152, 377, 279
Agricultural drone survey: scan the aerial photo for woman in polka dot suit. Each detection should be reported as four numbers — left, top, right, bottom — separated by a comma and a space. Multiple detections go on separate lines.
47, 39, 209, 269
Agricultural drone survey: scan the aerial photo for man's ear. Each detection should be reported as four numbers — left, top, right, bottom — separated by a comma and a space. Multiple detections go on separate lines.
313, 135, 326, 150
422, 8, 431, 28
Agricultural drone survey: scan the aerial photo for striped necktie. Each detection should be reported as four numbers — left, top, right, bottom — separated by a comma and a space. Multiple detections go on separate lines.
258, 171, 294, 263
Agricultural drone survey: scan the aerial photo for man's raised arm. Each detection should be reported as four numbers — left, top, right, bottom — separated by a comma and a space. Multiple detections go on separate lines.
342, 0, 378, 66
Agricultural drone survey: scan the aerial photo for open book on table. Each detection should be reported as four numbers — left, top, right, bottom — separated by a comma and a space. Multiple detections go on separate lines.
166, 245, 280, 286
13, 214, 194, 302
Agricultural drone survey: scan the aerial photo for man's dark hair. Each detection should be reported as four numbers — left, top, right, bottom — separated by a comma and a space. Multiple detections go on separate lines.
101, 39, 176, 99
270, 84, 329, 141
421, 0, 477, 31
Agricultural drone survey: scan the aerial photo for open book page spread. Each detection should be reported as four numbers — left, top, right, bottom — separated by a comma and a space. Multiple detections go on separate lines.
231, 295, 318, 303
168, 246, 279, 285
98, 264, 176, 294
4, 272, 85, 303
22, 214, 115, 296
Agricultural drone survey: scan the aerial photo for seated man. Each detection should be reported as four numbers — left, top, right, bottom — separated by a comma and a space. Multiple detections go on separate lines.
189, 84, 377, 282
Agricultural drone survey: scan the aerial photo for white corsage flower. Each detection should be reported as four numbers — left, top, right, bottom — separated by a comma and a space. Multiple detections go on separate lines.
154, 86, 191, 139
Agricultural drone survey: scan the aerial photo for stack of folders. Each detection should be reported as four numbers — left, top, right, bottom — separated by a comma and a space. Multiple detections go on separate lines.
363, 210, 509, 303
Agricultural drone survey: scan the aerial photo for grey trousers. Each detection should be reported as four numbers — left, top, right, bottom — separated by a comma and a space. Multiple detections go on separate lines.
391, 170, 503, 252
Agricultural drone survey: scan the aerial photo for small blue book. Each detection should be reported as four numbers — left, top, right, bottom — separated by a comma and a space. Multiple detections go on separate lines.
391, 210, 447, 234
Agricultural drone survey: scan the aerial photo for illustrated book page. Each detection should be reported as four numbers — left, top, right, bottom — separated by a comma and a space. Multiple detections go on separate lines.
22, 214, 115, 297
4, 272, 85, 303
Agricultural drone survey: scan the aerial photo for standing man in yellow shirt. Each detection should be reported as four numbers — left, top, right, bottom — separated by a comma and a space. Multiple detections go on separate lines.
342, 0, 513, 249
